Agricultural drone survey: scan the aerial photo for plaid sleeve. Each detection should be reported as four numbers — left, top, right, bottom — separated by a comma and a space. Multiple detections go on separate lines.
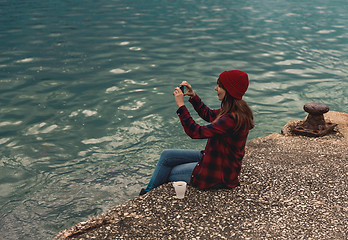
177, 105, 236, 139
188, 94, 220, 123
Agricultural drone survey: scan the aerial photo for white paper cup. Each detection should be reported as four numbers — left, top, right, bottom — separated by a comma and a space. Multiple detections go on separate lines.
172, 181, 187, 199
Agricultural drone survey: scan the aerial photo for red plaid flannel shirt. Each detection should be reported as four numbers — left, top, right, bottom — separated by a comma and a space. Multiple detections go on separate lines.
176, 94, 249, 189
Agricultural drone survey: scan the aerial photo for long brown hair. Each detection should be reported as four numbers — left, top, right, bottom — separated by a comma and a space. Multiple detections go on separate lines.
214, 79, 254, 131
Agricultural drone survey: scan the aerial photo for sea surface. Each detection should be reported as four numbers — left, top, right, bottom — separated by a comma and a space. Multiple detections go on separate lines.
0, 0, 347, 239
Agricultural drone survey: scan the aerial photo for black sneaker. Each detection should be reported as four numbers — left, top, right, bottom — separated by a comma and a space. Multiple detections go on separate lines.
139, 188, 148, 196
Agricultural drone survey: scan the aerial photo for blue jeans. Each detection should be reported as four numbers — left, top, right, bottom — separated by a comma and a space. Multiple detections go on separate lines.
145, 149, 202, 191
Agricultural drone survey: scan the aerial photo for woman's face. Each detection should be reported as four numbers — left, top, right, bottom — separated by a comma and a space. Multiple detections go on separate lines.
215, 83, 226, 101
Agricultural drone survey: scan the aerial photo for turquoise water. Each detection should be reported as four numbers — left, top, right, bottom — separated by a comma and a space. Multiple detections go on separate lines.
0, 0, 347, 239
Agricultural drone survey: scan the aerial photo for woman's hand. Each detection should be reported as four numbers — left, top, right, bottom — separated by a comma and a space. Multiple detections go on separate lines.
179, 81, 196, 98
173, 87, 185, 108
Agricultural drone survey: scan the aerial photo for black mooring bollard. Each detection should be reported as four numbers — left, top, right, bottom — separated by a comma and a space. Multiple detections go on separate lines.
292, 103, 337, 137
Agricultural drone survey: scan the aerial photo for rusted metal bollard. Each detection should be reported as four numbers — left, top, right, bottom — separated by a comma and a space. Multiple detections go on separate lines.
292, 102, 337, 137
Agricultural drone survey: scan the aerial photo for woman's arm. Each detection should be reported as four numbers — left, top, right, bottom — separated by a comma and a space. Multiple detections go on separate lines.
178, 81, 220, 123
176, 106, 236, 139
189, 94, 220, 123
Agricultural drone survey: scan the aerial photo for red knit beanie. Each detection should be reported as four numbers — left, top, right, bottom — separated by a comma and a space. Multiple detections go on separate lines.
218, 70, 249, 100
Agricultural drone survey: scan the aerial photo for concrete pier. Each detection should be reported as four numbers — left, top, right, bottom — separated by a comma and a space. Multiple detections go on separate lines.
55, 111, 347, 240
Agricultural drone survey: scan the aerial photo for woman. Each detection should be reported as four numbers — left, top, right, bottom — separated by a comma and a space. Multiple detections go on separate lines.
140, 70, 254, 195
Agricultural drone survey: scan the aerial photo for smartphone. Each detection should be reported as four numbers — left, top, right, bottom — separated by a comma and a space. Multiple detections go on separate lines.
179, 85, 185, 93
